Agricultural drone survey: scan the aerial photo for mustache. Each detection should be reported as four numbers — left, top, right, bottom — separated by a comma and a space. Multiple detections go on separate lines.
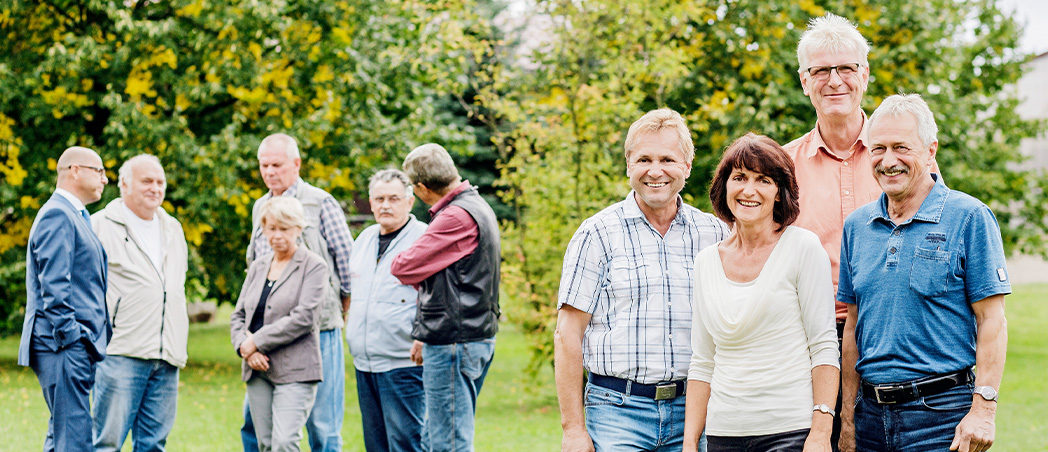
875, 164, 908, 174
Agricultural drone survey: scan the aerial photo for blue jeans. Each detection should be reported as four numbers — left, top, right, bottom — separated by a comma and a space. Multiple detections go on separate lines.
92, 355, 180, 452
356, 366, 426, 452
585, 382, 705, 452
421, 338, 495, 452
854, 384, 973, 452
242, 328, 345, 452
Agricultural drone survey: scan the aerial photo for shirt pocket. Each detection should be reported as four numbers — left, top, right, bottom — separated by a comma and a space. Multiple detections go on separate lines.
909, 247, 951, 298
607, 258, 654, 303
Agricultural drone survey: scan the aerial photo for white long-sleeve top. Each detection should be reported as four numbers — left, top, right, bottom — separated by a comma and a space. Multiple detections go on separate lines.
689, 226, 839, 436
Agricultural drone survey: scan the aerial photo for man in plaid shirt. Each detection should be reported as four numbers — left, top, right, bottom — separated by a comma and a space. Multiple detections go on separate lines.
555, 109, 729, 452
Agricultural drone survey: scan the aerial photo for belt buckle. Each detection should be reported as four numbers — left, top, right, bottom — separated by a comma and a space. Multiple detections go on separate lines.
874, 385, 897, 404
654, 383, 677, 400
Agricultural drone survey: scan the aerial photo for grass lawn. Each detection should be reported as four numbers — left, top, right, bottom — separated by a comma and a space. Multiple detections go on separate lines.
1, 284, 1045, 451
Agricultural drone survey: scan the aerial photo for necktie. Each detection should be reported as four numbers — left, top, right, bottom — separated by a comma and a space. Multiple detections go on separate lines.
81, 209, 93, 231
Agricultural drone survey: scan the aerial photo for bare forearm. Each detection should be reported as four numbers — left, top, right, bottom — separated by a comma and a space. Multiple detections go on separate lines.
683, 380, 711, 451
554, 331, 586, 433
811, 364, 839, 435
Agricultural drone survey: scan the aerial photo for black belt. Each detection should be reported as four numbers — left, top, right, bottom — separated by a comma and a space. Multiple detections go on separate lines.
860, 369, 972, 405
590, 374, 686, 400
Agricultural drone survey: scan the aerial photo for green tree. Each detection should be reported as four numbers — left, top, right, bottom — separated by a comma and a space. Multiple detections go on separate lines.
477, 0, 1045, 372
0, 0, 489, 335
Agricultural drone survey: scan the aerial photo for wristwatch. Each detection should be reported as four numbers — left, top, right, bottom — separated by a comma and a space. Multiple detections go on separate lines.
813, 404, 835, 416
973, 386, 999, 402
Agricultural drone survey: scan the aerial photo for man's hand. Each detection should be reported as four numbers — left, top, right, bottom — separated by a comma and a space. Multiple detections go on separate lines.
950, 402, 995, 452
838, 421, 856, 452
239, 332, 258, 357
561, 427, 594, 452
246, 351, 270, 371
410, 340, 424, 365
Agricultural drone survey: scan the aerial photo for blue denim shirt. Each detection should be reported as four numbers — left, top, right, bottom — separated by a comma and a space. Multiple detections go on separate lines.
346, 216, 427, 373
838, 174, 1011, 384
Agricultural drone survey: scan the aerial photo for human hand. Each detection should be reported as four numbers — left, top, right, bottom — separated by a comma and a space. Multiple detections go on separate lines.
802, 434, 832, 452
246, 352, 270, 371
950, 403, 995, 452
410, 340, 424, 365
239, 333, 258, 357
561, 427, 594, 452
838, 420, 856, 452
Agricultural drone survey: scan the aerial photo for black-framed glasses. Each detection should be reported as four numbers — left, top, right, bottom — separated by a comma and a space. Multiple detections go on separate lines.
806, 63, 863, 80
65, 164, 106, 176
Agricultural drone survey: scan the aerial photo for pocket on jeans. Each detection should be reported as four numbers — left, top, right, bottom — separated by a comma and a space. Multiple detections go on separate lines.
460, 340, 492, 381
909, 248, 951, 298
584, 385, 625, 408
921, 387, 972, 411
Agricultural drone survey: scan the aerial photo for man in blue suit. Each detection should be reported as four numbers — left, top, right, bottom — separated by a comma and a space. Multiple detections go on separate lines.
19, 146, 111, 452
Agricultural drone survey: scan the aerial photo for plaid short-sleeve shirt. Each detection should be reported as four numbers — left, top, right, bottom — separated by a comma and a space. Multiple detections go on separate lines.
558, 192, 728, 384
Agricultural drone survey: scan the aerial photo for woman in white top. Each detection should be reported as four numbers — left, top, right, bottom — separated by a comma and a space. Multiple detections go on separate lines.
682, 133, 839, 452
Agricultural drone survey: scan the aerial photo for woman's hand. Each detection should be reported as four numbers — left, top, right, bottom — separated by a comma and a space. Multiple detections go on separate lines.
246, 351, 270, 371
239, 332, 258, 357
802, 432, 832, 452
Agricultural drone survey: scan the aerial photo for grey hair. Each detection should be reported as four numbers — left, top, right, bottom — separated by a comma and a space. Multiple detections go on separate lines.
624, 108, 694, 162
118, 154, 165, 198
258, 196, 308, 229
402, 143, 460, 191
369, 168, 413, 198
796, 13, 870, 73
869, 93, 939, 147
257, 133, 301, 160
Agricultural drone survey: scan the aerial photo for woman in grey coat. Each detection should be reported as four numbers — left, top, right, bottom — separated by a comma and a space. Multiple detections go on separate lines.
230, 196, 328, 452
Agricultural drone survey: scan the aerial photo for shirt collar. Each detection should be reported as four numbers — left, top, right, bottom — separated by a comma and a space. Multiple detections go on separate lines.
869, 173, 949, 225
622, 191, 688, 226
267, 178, 302, 199
805, 110, 870, 160
428, 180, 472, 216
55, 188, 87, 212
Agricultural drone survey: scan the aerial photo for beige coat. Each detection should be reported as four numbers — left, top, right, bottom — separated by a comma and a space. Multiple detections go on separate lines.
230, 246, 326, 384
92, 199, 189, 367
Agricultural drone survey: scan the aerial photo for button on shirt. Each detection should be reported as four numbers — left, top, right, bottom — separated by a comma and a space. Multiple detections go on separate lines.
784, 115, 880, 320
558, 192, 729, 384
837, 174, 1011, 383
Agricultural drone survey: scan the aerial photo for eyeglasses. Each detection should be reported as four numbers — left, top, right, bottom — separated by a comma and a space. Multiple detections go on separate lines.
805, 63, 863, 81
65, 164, 107, 177
371, 195, 406, 205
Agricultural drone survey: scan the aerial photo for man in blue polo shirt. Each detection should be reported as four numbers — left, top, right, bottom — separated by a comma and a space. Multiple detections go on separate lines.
837, 94, 1009, 452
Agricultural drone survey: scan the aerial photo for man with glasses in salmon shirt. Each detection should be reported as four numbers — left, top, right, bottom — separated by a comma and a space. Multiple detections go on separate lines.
784, 13, 934, 451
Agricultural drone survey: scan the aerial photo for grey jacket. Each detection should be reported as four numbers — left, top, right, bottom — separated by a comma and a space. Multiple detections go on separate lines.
92, 199, 189, 367
230, 246, 326, 384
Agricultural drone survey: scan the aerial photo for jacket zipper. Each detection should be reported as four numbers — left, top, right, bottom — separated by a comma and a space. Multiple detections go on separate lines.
111, 296, 122, 328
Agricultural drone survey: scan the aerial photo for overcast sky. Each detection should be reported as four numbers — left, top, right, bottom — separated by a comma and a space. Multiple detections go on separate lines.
998, 0, 1048, 55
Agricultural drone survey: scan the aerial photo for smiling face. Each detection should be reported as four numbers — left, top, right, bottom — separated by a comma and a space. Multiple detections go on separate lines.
726, 167, 779, 226
869, 113, 937, 203
627, 128, 692, 214
122, 159, 166, 220
800, 48, 869, 121
258, 145, 301, 196
369, 179, 414, 234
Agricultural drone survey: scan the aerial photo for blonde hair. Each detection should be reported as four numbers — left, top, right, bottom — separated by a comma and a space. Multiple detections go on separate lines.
623, 108, 694, 162
258, 196, 308, 229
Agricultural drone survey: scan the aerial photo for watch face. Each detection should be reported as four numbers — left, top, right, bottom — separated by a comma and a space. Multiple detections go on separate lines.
975, 386, 998, 401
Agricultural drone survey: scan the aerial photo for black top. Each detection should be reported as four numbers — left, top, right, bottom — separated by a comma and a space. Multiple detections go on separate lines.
377, 221, 408, 261
249, 279, 276, 334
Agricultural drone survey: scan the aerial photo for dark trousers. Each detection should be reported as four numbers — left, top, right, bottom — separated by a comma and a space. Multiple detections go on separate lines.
357, 366, 426, 452
831, 319, 845, 452
30, 339, 98, 452
708, 429, 810, 452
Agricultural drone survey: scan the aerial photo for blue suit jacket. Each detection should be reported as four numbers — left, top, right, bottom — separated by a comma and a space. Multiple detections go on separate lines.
18, 193, 111, 366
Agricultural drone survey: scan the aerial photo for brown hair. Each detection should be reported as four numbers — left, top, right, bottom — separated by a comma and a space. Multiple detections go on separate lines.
709, 133, 800, 231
